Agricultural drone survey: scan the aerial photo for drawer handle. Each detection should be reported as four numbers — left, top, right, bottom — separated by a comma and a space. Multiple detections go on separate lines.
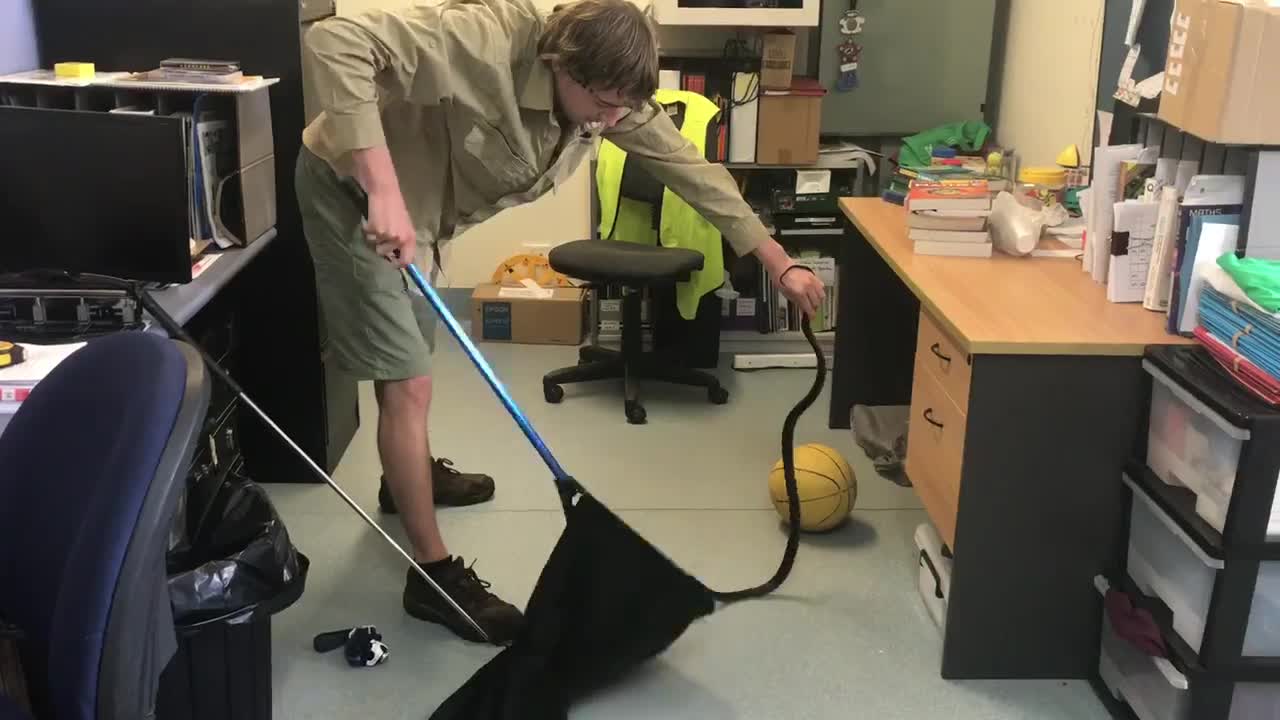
919, 550, 944, 598
930, 342, 952, 365
923, 408, 944, 429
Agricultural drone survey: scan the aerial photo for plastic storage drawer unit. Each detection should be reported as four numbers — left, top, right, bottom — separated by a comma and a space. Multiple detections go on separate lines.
1147, 362, 1249, 496
1098, 577, 1280, 720
1099, 599, 1191, 720
1125, 473, 1280, 656
1143, 352, 1280, 543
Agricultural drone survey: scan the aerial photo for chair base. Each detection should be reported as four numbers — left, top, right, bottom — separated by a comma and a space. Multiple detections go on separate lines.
543, 345, 729, 425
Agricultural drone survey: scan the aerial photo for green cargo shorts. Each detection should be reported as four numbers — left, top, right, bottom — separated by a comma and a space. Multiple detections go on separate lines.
295, 146, 438, 381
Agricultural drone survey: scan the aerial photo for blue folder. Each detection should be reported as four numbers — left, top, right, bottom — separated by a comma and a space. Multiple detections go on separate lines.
1199, 286, 1280, 380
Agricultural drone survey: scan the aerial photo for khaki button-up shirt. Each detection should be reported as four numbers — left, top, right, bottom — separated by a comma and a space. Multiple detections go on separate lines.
300, 0, 771, 258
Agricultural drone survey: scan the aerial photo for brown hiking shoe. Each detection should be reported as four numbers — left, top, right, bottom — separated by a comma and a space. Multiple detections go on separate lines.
403, 557, 524, 645
378, 457, 495, 512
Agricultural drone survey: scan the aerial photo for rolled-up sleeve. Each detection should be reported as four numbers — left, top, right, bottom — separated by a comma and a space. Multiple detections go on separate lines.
602, 101, 771, 257
303, 0, 537, 155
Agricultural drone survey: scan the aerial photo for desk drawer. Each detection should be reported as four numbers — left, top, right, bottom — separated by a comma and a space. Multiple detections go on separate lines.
916, 310, 972, 414
905, 360, 967, 548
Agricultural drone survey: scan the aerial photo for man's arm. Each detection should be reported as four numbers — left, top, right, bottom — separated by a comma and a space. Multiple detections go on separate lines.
602, 101, 826, 316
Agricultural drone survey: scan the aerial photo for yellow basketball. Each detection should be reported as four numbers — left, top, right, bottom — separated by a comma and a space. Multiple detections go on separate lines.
768, 443, 856, 532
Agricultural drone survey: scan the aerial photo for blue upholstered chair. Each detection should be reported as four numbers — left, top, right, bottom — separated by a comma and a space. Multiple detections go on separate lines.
0, 332, 210, 720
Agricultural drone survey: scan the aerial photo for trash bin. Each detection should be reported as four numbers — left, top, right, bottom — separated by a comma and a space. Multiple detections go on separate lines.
156, 461, 309, 720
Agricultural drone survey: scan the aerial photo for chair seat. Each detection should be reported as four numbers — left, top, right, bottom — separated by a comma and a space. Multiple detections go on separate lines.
549, 239, 704, 285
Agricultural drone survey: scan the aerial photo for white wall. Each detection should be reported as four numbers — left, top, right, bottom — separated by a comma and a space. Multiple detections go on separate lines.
994, 0, 1105, 168
0, 0, 39, 75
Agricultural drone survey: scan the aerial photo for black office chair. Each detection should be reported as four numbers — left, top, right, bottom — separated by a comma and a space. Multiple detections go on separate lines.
542, 151, 731, 425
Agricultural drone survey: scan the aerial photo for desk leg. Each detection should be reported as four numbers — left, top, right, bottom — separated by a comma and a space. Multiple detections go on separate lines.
829, 222, 920, 429
940, 353, 1143, 679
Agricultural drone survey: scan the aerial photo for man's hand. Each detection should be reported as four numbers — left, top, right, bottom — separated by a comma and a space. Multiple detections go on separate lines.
352, 145, 416, 267
365, 188, 417, 267
754, 239, 827, 319
777, 264, 826, 319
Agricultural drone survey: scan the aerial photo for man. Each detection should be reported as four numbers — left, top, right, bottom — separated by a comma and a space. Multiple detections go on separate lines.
296, 0, 826, 646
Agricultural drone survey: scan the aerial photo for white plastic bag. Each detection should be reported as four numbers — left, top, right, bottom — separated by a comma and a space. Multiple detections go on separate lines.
989, 191, 1069, 257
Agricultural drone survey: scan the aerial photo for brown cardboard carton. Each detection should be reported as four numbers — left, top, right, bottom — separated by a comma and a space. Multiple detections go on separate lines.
755, 78, 826, 165
1159, 0, 1280, 145
760, 31, 796, 90
470, 284, 587, 345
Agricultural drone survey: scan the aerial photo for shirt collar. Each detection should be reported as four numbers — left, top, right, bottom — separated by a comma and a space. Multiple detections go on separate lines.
518, 59, 556, 113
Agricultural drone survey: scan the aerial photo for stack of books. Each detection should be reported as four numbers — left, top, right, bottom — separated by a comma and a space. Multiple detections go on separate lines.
905, 180, 993, 257
884, 162, 1011, 205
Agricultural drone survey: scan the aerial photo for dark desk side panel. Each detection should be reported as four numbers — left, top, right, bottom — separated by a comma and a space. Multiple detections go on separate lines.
942, 353, 1142, 679
829, 221, 920, 428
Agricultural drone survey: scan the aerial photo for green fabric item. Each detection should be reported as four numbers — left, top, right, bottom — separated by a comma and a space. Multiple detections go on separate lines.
597, 89, 724, 320
1218, 252, 1280, 313
898, 121, 992, 168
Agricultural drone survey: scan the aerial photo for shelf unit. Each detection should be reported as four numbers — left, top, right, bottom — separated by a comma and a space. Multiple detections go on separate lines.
1111, 113, 1280, 264
0, 75, 279, 286
25, 0, 360, 481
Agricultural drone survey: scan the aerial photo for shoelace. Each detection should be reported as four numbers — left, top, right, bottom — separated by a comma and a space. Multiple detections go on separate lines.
433, 457, 461, 476
450, 559, 497, 603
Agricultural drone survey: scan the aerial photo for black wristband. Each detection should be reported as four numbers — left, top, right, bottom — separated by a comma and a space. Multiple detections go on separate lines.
778, 264, 814, 283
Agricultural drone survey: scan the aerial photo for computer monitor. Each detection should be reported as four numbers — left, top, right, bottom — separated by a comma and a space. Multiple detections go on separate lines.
0, 106, 192, 284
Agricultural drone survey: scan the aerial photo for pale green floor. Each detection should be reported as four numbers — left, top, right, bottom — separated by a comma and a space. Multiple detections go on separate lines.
263, 339, 1110, 719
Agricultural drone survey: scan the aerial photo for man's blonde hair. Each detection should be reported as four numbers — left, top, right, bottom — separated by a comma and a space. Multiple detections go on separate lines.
538, 0, 659, 104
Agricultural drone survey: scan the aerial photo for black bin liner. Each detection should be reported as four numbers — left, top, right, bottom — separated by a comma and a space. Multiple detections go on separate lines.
166, 463, 309, 633
157, 464, 308, 720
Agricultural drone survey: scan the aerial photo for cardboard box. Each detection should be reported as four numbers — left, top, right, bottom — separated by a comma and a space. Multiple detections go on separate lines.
756, 78, 826, 165
471, 284, 587, 345
760, 30, 796, 90
1159, 0, 1280, 145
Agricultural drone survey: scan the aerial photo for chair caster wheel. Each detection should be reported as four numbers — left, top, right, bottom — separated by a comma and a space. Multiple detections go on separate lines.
544, 384, 564, 404
708, 385, 729, 405
625, 401, 647, 425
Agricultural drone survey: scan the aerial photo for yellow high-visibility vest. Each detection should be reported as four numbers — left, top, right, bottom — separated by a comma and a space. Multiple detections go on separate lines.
596, 89, 723, 320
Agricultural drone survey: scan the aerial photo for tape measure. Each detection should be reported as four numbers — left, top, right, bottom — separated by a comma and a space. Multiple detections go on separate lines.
0, 341, 26, 369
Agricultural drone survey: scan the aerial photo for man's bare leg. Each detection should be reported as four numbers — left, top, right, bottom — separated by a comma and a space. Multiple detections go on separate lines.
373, 374, 524, 645
374, 375, 447, 563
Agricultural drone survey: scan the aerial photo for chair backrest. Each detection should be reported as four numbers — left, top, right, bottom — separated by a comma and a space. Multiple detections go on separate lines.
0, 332, 210, 720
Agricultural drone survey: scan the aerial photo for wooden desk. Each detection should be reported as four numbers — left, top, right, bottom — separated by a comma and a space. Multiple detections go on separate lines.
838, 199, 1190, 356
831, 198, 1191, 681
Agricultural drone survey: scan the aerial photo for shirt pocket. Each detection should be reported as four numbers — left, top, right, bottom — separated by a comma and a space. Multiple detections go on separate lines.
456, 120, 539, 199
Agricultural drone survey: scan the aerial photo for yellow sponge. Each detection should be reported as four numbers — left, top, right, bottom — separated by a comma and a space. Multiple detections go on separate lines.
54, 62, 95, 80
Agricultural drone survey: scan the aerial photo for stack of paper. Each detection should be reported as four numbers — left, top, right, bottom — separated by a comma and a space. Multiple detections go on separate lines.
1084, 143, 1143, 283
